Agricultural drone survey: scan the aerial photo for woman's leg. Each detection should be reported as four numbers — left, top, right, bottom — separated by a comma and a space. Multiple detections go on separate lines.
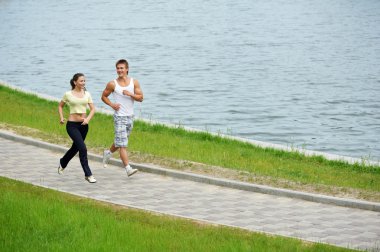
77, 124, 93, 177
62, 122, 92, 177
60, 122, 79, 168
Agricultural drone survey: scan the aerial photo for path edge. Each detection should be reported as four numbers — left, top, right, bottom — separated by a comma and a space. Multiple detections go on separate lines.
1, 129, 379, 212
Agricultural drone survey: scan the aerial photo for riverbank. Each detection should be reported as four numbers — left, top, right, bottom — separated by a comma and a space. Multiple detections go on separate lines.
1, 83, 379, 202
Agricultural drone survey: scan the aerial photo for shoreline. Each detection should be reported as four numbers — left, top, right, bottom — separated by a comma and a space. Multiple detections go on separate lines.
1, 81, 379, 166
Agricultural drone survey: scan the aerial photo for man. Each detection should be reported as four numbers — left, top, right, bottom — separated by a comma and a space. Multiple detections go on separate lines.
101, 59, 144, 176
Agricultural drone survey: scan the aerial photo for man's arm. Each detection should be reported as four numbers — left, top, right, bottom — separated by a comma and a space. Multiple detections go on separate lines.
123, 79, 144, 102
101, 81, 120, 111
133, 79, 144, 102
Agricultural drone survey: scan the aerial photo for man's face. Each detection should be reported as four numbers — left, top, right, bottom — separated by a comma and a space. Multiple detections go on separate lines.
116, 64, 128, 77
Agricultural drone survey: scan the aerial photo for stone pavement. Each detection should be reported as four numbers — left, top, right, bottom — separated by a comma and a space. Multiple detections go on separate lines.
1, 135, 380, 251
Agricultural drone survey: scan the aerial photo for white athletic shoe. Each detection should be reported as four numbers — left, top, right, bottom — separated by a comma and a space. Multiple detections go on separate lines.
126, 165, 138, 177
58, 162, 64, 175
85, 175, 97, 183
103, 150, 112, 168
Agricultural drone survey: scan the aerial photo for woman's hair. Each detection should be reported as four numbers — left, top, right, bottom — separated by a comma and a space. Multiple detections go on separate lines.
70, 73, 85, 90
116, 59, 129, 74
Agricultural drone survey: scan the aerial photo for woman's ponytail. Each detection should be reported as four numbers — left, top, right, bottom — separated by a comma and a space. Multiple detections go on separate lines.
70, 73, 85, 90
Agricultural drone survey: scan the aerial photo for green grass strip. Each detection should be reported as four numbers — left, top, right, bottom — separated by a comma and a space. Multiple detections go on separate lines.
0, 84, 379, 193
0, 177, 356, 252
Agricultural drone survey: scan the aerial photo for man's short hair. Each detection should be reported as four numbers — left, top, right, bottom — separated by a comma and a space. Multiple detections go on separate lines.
116, 59, 129, 68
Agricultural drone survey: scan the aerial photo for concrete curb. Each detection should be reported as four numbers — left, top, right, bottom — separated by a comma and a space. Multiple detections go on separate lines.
1, 129, 380, 212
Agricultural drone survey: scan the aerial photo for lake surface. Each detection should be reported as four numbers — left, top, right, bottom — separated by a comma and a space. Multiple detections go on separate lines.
1, 0, 379, 160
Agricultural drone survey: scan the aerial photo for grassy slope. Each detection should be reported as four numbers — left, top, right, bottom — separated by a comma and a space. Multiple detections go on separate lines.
0, 177, 355, 252
1, 84, 379, 198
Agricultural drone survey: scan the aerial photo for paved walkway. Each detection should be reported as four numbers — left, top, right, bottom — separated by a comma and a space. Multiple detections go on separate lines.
1, 136, 380, 251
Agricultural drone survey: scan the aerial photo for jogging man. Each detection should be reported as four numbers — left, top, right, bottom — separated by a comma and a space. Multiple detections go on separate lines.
101, 59, 144, 176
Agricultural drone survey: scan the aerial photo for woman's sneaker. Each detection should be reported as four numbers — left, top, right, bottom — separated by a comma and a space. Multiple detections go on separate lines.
103, 150, 112, 168
125, 165, 138, 177
58, 162, 64, 175
85, 175, 97, 183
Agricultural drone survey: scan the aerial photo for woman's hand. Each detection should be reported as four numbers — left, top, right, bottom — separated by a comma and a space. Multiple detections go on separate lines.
81, 118, 89, 125
60, 118, 66, 125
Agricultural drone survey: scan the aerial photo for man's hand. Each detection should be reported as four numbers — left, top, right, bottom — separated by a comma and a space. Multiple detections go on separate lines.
123, 90, 133, 97
111, 103, 121, 111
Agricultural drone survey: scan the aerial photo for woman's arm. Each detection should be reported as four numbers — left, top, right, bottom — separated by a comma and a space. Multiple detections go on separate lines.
82, 103, 95, 125
58, 101, 66, 124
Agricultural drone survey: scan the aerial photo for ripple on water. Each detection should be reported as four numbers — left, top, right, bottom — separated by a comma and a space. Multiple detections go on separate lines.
0, 0, 379, 160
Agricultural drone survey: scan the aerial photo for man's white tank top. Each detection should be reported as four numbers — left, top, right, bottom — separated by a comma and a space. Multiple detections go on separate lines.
112, 78, 134, 116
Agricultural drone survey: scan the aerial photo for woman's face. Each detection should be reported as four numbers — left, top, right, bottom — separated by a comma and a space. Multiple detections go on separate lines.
75, 76, 86, 89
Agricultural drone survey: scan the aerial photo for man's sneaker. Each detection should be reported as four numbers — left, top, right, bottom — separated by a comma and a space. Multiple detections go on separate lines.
58, 162, 64, 175
103, 150, 112, 168
126, 165, 138, 177
85, 175, 97, 183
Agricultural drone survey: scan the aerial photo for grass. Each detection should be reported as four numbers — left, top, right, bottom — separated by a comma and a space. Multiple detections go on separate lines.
1, 84, 380, 201
0, 177, 357, 252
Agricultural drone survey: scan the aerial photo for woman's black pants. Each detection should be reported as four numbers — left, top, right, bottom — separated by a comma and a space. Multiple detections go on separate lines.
60, 121, 92, 177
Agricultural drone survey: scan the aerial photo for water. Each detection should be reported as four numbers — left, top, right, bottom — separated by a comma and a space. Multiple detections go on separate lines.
1, 0, 379, 161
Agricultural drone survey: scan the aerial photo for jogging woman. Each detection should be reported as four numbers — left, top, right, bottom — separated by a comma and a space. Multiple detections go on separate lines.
58, 73, 96, 183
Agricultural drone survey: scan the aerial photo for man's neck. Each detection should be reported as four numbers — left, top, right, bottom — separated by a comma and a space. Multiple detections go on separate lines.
116, 76, 129, 86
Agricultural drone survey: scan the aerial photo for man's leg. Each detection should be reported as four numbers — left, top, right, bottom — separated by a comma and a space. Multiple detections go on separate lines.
110, 143, 119, 153
119, 147, 129, 167
121, 146, 137, 176
104, 115, 122, 168
103, 143, 120, 168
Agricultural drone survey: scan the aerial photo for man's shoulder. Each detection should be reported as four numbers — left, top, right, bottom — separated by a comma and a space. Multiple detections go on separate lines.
131, 78, 140, 85
107, 80, 116, 88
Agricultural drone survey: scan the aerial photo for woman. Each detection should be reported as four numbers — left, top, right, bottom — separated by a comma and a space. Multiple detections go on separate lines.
58, 73, 96, 183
